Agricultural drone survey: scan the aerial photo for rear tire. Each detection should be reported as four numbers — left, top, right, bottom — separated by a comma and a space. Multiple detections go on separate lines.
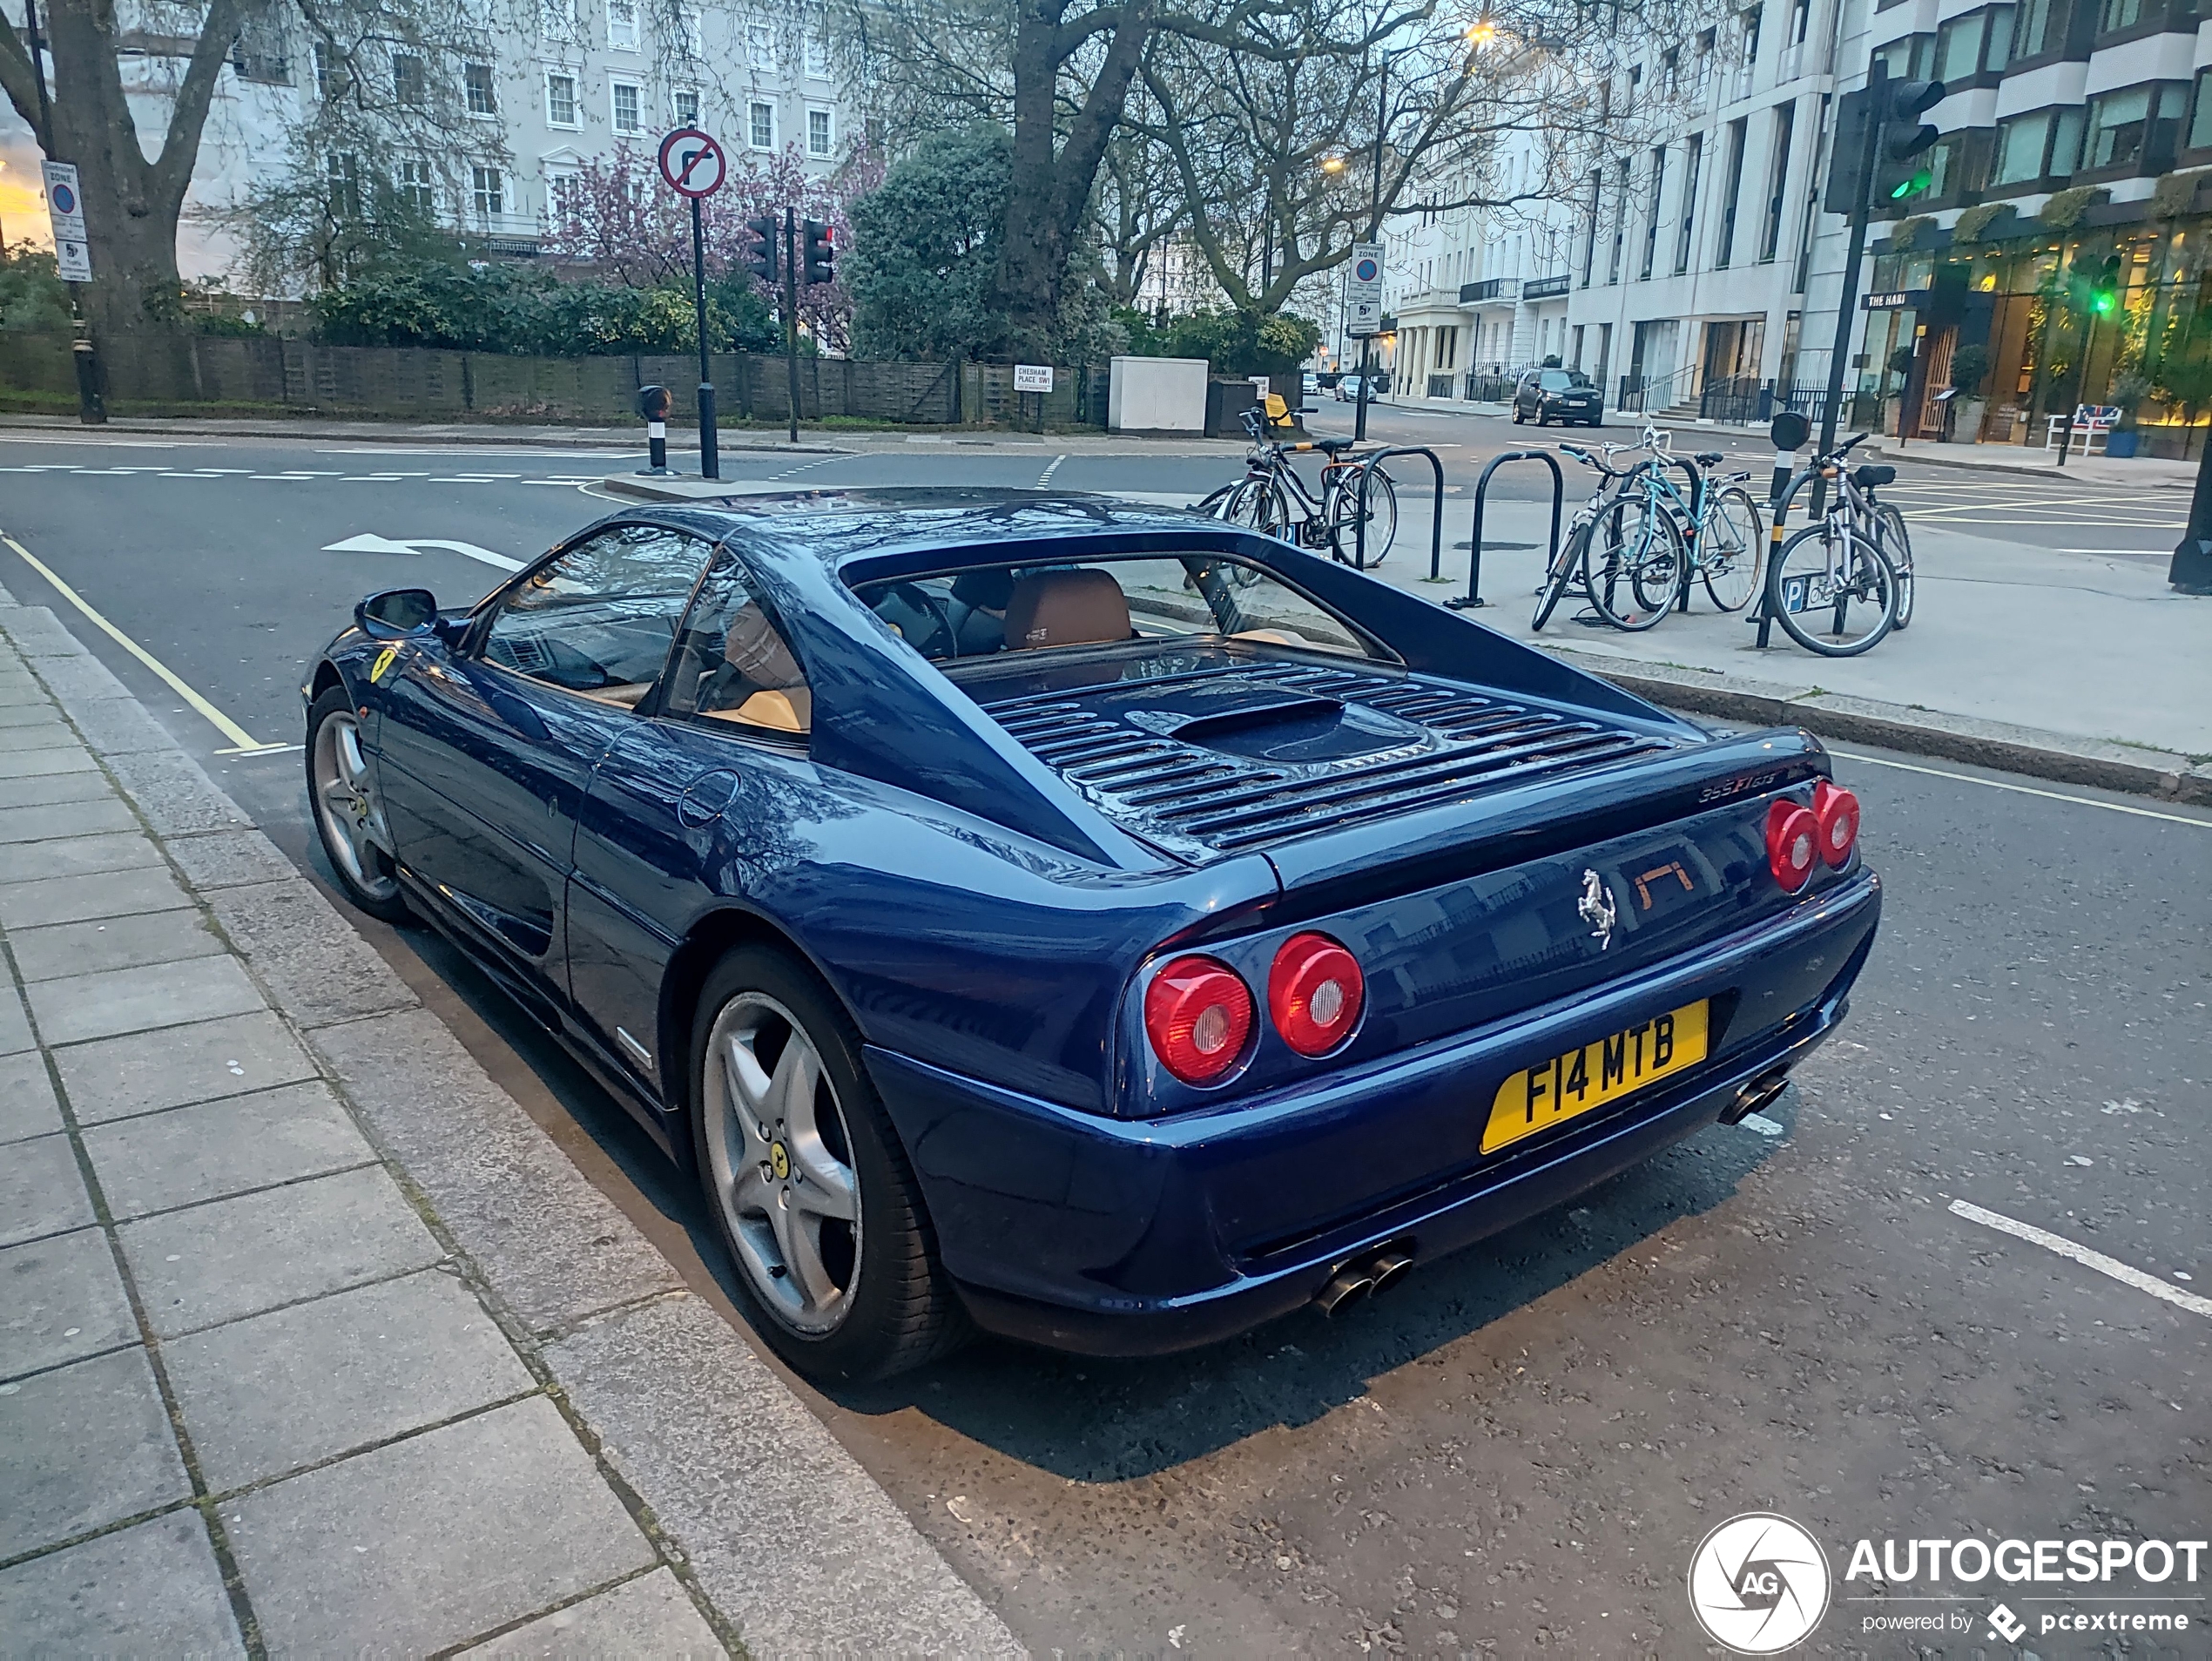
1766, 522, 1898, 657
691, 946, 967, 1383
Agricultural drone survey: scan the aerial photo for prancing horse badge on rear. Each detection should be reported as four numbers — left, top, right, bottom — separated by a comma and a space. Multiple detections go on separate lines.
1578, 868, 1618, 949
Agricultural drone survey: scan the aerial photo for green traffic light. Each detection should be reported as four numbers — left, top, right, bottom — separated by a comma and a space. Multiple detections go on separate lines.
2092, 293, 2116, 315
1888, 167, 1932, 201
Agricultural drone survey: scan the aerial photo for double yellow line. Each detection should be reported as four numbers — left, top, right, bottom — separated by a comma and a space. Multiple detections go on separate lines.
1, 531, 291, 755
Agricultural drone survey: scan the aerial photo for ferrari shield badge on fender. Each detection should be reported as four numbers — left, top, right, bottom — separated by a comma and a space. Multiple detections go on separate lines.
369, 646, 399, 684
1578, 868, 1618, 949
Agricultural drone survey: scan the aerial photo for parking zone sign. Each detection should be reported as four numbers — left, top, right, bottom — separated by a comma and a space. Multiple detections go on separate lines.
1346, 242, 1383, 336
43, 162, 92, 281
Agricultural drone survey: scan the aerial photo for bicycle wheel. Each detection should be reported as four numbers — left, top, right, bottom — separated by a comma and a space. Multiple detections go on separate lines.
1698, 486, 1766, 612
1873, 502, 1914, 630
1588, 496, 1683, 631
1767, 521, 1899, 656
1532, 521, 1591, 631
1328, 465, 1398, 568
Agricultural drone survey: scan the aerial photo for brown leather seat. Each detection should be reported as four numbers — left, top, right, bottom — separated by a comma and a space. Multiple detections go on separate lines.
1003, 569, 1132, 650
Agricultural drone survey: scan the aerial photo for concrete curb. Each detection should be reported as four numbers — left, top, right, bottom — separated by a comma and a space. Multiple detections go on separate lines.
0, 592, 1024, 1658
1533, 643, 2212, 805
1860, 437, 2197, 488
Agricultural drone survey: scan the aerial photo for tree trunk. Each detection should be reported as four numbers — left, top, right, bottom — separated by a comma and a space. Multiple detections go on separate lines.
988, 0, 1150, 358
2, 0, 242, 338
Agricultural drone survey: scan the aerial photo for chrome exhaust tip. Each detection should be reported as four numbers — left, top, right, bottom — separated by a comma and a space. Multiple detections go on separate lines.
1720, 1066, 1793, 1125
1313, 1271, 1375, 1316
1368, 1251, 1415, 1295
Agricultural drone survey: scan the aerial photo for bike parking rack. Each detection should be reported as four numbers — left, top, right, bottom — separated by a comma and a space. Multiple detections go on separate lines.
1351, 445, 1446, 577
1449, 449, 1563, 611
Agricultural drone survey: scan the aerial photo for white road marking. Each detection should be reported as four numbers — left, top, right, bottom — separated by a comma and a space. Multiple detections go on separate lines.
771, 455, 846, 480
1037, 454, 1068, 488
1949, 1198, 2212, 1320
320, 532, 524, 571
1827, 750, 2212, 828
2057, 547, 2172, 555
0, 533, 268, 750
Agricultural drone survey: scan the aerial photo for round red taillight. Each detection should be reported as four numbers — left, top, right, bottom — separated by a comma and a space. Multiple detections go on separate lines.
1813, 780, 1859, 867
1143, 955, 1254, 1084
1268, 932, 1366, 1057
1766, 799, 1819, 893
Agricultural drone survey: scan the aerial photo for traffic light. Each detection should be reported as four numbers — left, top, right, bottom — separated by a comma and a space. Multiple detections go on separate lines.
1877, 78, 1946, 204
800, 219, 834, 286
741, 214, 779, 284
2088, 253, 2122, 315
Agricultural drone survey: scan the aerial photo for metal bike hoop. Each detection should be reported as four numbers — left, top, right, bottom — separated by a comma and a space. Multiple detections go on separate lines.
1349, 445, 1446, 576
1449, 449, 1564, 611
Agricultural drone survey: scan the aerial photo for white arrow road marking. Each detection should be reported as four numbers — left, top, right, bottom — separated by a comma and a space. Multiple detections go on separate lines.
321, 534, 525, 571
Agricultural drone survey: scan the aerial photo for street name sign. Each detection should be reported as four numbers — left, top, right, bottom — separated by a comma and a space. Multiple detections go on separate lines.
658, 128, 726, 197
43, 162, 91, 281
1014, 364, 1054, 393
1346, 242, 1384, 337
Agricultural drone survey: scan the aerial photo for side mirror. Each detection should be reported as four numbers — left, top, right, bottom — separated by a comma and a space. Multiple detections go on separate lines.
356, 587, 440, 640
1769, 411, 1811, 452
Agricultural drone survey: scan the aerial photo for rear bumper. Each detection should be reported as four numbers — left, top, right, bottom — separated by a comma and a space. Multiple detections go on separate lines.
868, 872, 1879, 1357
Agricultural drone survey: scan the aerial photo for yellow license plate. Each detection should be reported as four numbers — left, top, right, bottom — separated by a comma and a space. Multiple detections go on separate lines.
1482, 1000, 1710, 1155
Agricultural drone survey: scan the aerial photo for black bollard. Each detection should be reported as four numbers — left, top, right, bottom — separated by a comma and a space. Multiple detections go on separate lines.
636, 384, 671, 476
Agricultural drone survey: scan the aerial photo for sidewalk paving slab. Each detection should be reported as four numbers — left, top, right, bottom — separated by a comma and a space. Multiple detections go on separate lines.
1, 769, 119, 810
81, 1081, 377, 1222
0, 720, 79, 753
223, 1396, 657, 1658
456, 1567, 727, 1658
163, 1268, 536, 1491
0, 865, 194, 931
0, 1132, 95, 1249
0, 1511, 244, 1658
0, 1226, 137, 1380
55, 1009, 319, 1125
0, 794, 139, 847
0, 1051, 61, 1144
0, 1345, 192, 1560
24, 954, 266, 1047
118, 1165, 445, 1339
0, 745, 98, 781
200, 877, 420, 1030
0, 830, 165, 886
165, 827, 300, 892
0, 985, 30, 1057
9, 908, 225, 984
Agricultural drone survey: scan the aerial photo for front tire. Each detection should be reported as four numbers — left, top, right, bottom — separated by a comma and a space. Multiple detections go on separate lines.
307, 685, 408, 922
691, 946, 965, 1383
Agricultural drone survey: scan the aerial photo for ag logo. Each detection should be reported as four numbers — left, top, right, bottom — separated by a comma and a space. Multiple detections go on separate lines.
1687, 1512, 1831, 1654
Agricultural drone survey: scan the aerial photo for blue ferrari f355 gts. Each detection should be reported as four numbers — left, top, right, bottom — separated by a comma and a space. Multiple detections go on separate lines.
305, 490, 1879, 1382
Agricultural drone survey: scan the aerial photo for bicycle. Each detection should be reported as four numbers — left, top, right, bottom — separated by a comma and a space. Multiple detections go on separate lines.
1762, 436, 1903, 657
1199, 407, 1399, 569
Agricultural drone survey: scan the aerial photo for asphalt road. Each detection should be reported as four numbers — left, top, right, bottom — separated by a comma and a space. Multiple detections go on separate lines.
3, 425, 2207, 1656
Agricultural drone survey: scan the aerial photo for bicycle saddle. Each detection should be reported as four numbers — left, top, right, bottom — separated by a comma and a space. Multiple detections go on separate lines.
1694, 450, 1724, 465
1312, 436, 1356, 454
1853, 463, 1897, 488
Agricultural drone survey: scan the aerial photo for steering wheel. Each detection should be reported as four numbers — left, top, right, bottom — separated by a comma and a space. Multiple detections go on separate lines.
885, 583, 957, 659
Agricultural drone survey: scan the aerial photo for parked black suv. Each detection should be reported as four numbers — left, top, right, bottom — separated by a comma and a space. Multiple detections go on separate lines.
1512, 367, 1602, 427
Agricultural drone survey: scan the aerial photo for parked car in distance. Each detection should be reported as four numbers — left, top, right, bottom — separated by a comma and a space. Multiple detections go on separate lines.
1303, 369, 1319, 397
307, 490, 1878, 1385
1333, 375, 1367, 402
1514, 367, 1603, 427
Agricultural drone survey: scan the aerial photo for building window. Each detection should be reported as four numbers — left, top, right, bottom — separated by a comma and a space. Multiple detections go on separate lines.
672, 88, 700, 124
2098, 0, 2144, 30
2084, 83, 2183, 168
396, 158, 435, 213
1934, 11, 1984, 82
392, 53, 424, 106
1741, 5, 1762, 66
2190, 68, 2212, 151
676, 6, 702, 57
546, 72, 578, 127
1579, 167, 1601, 287
608, 0, 639, 48
1716, 117, 1748, 268
1676, 132, 1703, 273
313, 41, 340, 98
804, 29, 830, 77
748, 23, 777, 70
2013, 0, 2057, 58
749, 100, 775, 149
1872, 33, 1934, 79
1640, 147, 1666, 278
806, 106, 833, 157
1992, 111, 2049, 184
465, 63, 496, 116
1759, 100, 1795, 261
612, 80, 642, 133
472, 165, 504, 219
327, 152, 361, 219
549, 171, 581, 226
1608, 159, 1629, 283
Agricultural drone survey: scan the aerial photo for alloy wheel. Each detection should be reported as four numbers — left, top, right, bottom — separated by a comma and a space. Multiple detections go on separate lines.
312, 710, 399, 901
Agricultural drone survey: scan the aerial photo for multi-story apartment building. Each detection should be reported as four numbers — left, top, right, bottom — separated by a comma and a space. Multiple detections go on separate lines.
0, 2, 852, 286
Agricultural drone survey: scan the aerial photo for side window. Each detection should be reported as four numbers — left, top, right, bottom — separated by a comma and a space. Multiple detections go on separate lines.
664, 549, 813, 736
482, 524, 711, 706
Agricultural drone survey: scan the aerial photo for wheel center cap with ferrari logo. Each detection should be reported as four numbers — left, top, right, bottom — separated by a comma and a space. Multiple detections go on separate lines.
769, 1140, 792, 1181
